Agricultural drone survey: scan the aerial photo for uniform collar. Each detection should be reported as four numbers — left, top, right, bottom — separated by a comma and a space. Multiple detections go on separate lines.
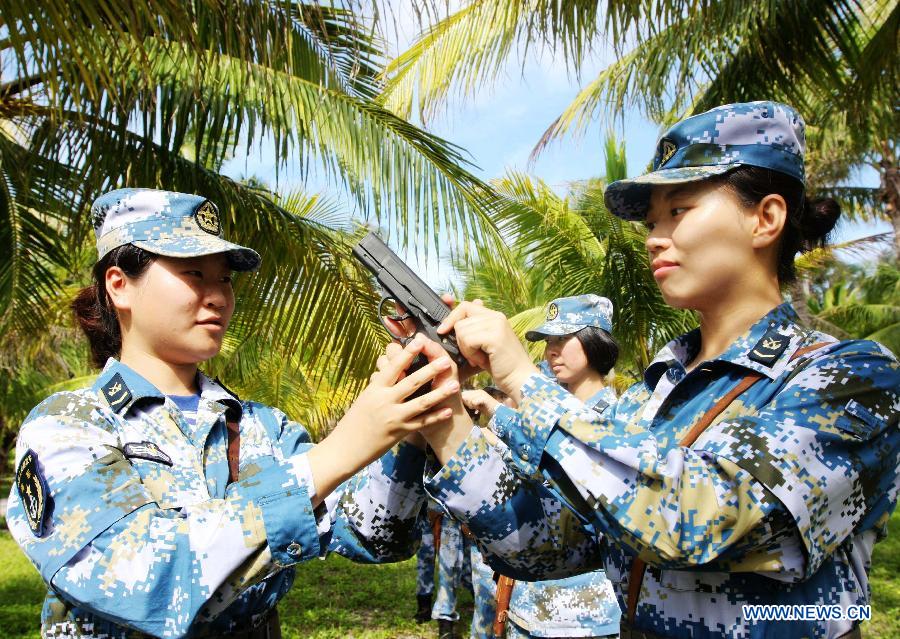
92, 358, 242, 418
644, 303, 811, 390
585, 385, 617, 409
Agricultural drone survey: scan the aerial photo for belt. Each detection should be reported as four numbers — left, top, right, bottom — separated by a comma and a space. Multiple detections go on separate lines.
620, 620, 861, 639
195, 608, 281, 639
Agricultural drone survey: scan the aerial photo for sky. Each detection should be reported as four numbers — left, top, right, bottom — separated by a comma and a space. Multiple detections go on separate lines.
220, 8, 891, 291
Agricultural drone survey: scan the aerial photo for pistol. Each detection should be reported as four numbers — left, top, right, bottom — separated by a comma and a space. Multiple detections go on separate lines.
352, 233, 465, 393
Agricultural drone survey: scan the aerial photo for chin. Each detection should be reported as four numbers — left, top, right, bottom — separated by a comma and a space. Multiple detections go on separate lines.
657, 285, 701, 311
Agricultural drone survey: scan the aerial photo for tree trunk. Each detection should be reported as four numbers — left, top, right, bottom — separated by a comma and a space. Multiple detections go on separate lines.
879, 141, 899, 260
789, 279, 816, 329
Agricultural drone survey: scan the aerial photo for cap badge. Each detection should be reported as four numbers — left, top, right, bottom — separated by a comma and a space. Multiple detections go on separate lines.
658, 139, 677, 167
547, 303, 559, 320
195, 201, 220, 235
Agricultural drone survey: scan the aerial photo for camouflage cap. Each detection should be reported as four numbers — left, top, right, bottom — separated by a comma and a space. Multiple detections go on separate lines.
91, 188, 261, 271
605, 101, 806, 220
525, 294, 613, 342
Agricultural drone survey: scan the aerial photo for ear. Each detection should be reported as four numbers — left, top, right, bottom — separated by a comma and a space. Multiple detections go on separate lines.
105, 266, 132, 313
750, 194, 787, 249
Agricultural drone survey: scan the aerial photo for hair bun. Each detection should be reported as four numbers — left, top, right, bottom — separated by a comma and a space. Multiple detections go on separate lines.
798, 196, 841, 249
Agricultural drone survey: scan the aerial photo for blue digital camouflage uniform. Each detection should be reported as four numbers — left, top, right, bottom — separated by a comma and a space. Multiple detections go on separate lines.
6, 188, 428, 638
6, 360, 427, 638
416, 501, 440, 597
432, 512, 473, 622
490, 386, 620, 638
416, 498, 473, 613
425, 303, 900, 638
470, 295, 621, 638
470, 542, 497, 639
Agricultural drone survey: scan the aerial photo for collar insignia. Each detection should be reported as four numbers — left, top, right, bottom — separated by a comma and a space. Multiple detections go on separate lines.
748, 328, 790, 367
547, 303, 559, 320
16, 450, 48, 536
658, 139, 678, 167
102, 372, 133, 412
195, 201, 220, 235
123, 441, 173, 466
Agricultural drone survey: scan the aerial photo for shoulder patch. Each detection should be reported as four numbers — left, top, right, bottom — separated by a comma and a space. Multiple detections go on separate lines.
592, 400, 610, 415
16, 450, 49, 536
123, 441, 173, 466
101, 372, 133, 411
748, 328, 790, 367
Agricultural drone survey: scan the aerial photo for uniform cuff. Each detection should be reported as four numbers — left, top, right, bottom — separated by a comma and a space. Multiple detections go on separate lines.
228, 456, 320, 566
497, 373, 570, 475
424, 426, 508, 524
489, 404, 519, 438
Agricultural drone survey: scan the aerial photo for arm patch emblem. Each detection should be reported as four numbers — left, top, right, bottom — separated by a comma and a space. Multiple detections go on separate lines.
16, 450, 48, 536
123, 441, 173, 466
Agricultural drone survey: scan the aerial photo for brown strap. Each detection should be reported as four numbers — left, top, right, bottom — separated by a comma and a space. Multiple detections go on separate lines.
431, 513, 443, 556
493, 574, 516, 637
226, 419, 241, 484
625, 341, 829, 623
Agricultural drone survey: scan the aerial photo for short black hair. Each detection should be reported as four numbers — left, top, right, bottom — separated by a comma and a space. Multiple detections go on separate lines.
573, 326, 619, 376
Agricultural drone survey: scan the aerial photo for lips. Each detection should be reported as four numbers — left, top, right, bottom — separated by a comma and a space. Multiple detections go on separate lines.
651, 259, 679, 278
196, 318, 223, 327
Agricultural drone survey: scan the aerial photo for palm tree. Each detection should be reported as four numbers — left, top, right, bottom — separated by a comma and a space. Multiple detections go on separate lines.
0, 1, 512, 453
0, 0, 501, 348
801, 252, 900, 355
381, 0, 898, 251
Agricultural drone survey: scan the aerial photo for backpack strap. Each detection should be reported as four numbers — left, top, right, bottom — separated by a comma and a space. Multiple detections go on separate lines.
625, 341, 829, 624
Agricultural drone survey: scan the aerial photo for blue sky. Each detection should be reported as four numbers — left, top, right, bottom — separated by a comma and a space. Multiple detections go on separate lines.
221, 17, 890, 291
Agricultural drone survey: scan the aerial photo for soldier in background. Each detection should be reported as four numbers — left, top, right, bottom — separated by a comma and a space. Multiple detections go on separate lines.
386, 102, 900, 639
462, 296, 621, 639
415, 497, 474, 639
5, 188, 458, 638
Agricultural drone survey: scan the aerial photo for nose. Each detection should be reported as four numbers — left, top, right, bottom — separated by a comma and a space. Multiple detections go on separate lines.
645, 229, 669, 255
205, 281, 231, 310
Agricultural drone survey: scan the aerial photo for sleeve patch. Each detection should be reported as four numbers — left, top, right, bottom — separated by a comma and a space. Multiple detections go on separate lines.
16, 450, 49, 537
123, 441, 173, 466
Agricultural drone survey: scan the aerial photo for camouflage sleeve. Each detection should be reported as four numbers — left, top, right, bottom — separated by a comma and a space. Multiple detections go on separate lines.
490, 404, 522, 438
326, 440, 427, 562
424, 425, 603, 580
7, 401, 329, 637
503, 341, 900, 578
261, 409, 427, 562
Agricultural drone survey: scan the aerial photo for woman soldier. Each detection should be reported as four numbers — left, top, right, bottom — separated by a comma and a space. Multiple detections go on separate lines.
6, 189, 457, 638
386, 102, 900, 638
462, 294, 621, 639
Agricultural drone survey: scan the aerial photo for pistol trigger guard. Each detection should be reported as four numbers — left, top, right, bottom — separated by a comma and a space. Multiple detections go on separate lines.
378, 297, 411, 340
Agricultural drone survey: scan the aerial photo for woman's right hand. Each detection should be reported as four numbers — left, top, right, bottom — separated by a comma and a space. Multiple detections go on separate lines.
307, 336, 460, 503
436, 300, 538, 403
461, 389, 500, 418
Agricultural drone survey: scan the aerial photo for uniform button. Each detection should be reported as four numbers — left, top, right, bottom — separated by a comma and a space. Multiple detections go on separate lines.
286, 542, 302, 557
520, 444, 530, 462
